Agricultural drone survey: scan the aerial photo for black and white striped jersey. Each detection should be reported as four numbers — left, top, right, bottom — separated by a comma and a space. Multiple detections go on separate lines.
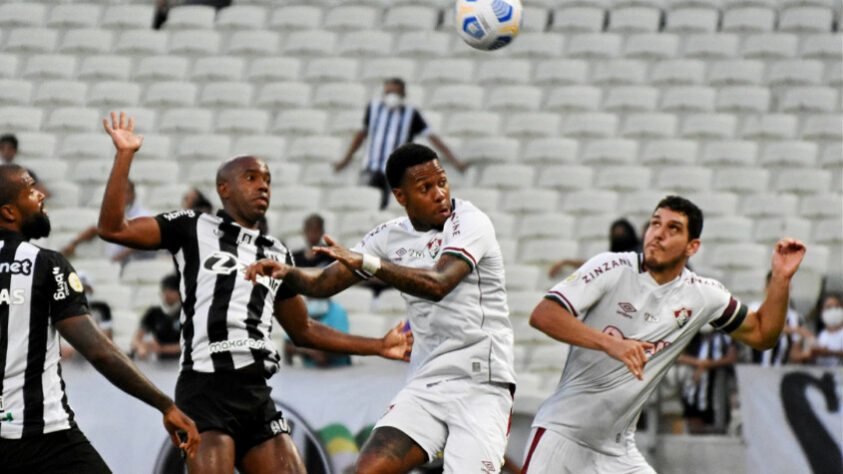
155, 209, 296, 375
362, 100, 429, 173
0, 229, 88, 439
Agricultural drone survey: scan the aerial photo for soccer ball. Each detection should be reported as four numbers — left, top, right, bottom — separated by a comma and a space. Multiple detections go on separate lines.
455, 0, 523, 51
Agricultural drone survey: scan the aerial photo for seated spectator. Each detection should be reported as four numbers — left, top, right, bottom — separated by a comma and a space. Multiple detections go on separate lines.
61, 273, 113, 360
284, 297, 351, 368
131, 274, 181, 361
182, 187, 213, 214
810, 294, 843, 366
677, 328, 738, 434
1, 133, 49, 197
747, 271, 811, 365
61, 180, 155, 265
549, 217, 640, 278
154, 0, 233, 29
292, 214, 335, 268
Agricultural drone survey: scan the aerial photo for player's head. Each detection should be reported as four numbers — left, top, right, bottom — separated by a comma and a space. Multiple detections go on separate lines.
0, 164, 50, 239
215, 155, 270, 229
302, 213, 324, 246
0, 134, 18, 163
643, 196, 703, 273
384, 78, 406, 97
609, 218, 639, 253
182, 187, 213, 214
386, 143, 451, 231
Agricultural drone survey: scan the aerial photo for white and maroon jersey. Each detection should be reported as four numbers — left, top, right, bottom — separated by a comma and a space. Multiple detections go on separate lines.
533, 251, 747, 455
351, 198, 516, 385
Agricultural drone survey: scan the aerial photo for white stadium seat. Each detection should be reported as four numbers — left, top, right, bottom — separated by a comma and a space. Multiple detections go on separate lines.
722, 7, 775, 33
215, 5, 266, 30
145, 82, 197, 107
360, 58, 415, 83
192, 56, 245, 82
487, 86, 543, 112
686, 192, 738, 217
708, 60, 764, 85
332, 288, 374, 314
503, 189, 559, 214
534, 59, 588, 85
247, 57, 302, 83
89, 81, 141, 107
131, 161, 179, 185
681, 113, 737, 139
537, 165, 595, 191
684, 34, 739, 59
0, 55, 18, 79
562, 190, 617, 215
582, 139, 638, 165
0, 3, 46, 28
233, 136, 286, 161
0, 106, 42, 132
429, 85, 484, 111
101, 5, 155, 30
256, 82, 312, 108
520, 239, 578, 265
641, 140, 698, 165
820, 143, 842, 168
546, 86, 602, 112
656, 166, 713, 193
60, 28, 113, 55
165, 5, 216, 30
216, 109, 269, 135
121, 259, 177, 285
507, 32, 565, 58
46, 107, 99, 133
609, 7, 661, 33
621, 113, 677, 139
506, 113, 560, 138
650, 59, 706, 86
169, 30, 221, 56
301, 163, 353, 188
800, 34, 842, 60
446, 112, 500, 137
564, 113, 617, 138
604, 86, 659, 112
23, 54, 76, 80
135, 56, 188, 82
710, 243, 768, 270
704, 216, 754, 242
14, 132, 55, 160
779, 7, 834, 33
769, 60, 824, 86
269, 6, 323, 30
0, 80, 33, 106
454, 188, 501, 211
287, 135, 341, 163
324, 186, 381, 212
49, 4, 101, 29
477, 59, 531, 85
715, 86, 770, 113
742, 33, 798, 59
701, 140, 757, 167
420, 59, 474, 84
45, 207, 97, 233
178, 134, 232, 161
742, 193, 799, 218
396, 31, 450, 57
200, 82, 253, 108
825, 62, 841, 87
159, 108, 213, 134
741, 114, 798, 140
62, 133, 113, 160
338, 30, 393, 57
661, 86, 716, 113
780, 87, 838, 113
325, 5, 378, 31
802, 115, 843, 141
775, 169, 832, 194
666, 8, 718, 33
478, 165, 535, 189
551, 7, 605, 33
115, 30, 168, 55
273, 109, 327, 135
461, 137, 520, 164
800, 194, 842, 218
6, 28, 58, 54
754, 217, 812, 245
760, 141, 818, 168
597, 166, 651, 192
625, 33, 679, 59
522, 138, 579, 164
284, 30, 337, 56
270, 186, 321, 212
383, 5, 438, 31
594, 59, 648, 86
518, 214, 576, 240
713, 168, 770, 194
520, 6, 550, 32
79, 56, 132, 81
228, 30, 280, 56
567, 33, 622, 59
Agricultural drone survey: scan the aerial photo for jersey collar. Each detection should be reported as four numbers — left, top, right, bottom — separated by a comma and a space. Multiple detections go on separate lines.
0, 228, 26, 242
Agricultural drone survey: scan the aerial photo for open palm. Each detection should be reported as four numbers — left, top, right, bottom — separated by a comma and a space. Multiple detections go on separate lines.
103, 111, 144, 152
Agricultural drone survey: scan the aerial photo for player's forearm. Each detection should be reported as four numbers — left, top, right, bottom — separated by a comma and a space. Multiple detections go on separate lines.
283, 267, 347, 298
85, 340, 174, 413
97, 150, 135, 242
530, 300, 615, 352
372, 260, 452, 301
293, 319, 382, 356
754, 274, 792, 348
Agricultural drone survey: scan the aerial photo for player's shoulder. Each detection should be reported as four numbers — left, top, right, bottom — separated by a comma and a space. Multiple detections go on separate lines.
450, 198, 493, 226
576, 251, 640, 284
361, 216, 406, 244
159, 208, 202, 224
681, 270, 731, 299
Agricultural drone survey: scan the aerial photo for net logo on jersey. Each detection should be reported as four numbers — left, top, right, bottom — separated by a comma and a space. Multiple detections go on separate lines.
674, 307, 693, 328
0, 259, 32, 275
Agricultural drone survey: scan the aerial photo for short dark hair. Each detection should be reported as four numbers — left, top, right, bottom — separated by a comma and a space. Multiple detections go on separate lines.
0, 134, 18, 149
385, 143, 439, 189
303, 213, 324, 230
385, 77, 405, 95
0, 164, 25, 207
654, 195, 704, 240
161, 274, 180, 292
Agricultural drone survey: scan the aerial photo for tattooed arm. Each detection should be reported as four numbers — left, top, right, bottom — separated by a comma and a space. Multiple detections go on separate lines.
246, 259, 360, 299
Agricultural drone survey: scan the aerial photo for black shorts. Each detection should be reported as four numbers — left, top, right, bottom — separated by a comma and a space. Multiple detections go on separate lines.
0, 425, 111, 474
175, 363, 290, 463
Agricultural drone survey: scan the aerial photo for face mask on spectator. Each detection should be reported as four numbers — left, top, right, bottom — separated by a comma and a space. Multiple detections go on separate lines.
821, 307, 843, 328
699, 324, 714, 335
383, 93, 403, 109
161, 300, 181, 316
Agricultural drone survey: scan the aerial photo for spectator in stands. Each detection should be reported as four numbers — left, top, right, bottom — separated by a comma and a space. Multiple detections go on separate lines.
809, 294, 843, 366
549, 218, 640, 278
154, 0, 232, 29
1, 133, 49, 197
285, 214, 351, 367
130, 274, 182, 361
677, 329, 738, 434
61, 273, 114, 360
182, 187, 213, 214
747, 271, 812, 365
61, 180, 155, 265
335, 78, 467, 209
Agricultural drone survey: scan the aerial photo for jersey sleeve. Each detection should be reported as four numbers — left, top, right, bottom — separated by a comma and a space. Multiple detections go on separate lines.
140, 308, 156, 332
441, 208, 495, 273
701, 277, 749, 334
409, 109, 430, 137
45, 253, 90, 324
543, 252, 621, 320
349, 221, 392, 280
154, 209, 199, 253
275, 249, 298, 302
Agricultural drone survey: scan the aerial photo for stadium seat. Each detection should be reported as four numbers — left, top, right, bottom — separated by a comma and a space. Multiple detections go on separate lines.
192, 56, 245, 82
46, 107, 99, 133
609, 7, 661, 33
0, 3, 46, 28
6, 28, 58, 53
446, 112, 500, 137
625, 33, 679, 59
597, 166, 651, 192
178, 134, 232, 161
721, 7, 775, 33
122, 259, 177, 285
338, 30, 393, 57
287, 135, 341, 163
101, 5, 155, 30
284, 30, 338, 56
228, 30, 281, 56
169, 30, 221, 56
62, 133, 114, 160
576, 213, 617, 241
685, 192, 738, 217
704, 216, 754, 242
800, 193, 842, 218
88, 81, 140, 107
742, 34, 798, 59
708, 60, 764, 85
551, 7, 605, 33
503, 189, 559, 214
159, 108, 213, 134
200, 82, 253, 108
505, 265, 543, 292
144, 184, 191, 211
324, 186, 381, 211
768, 60, 824, 86
800, 34, 842, 60
273, 109, 327, 135
486, 211, 516, 239
814, 218, 843, 245
710, 243, 768, 270
383, 5, 438, 31
302, 58, 359, 84
135, 56, 188, 82
779, 7, 834, 33
520, 239, 578, 265
520, 6, 550, 32
396, 31, 450, 57
825, 62, 841, 87
477, 59, 531, 85
741, 114, 798, 140
14, 132, 55, 160
665, 8, 718, 33
72, 160, 115, 184
742, 193, 799, 218
301, 163, 353, 188
546, 86, 601, 112
656, 166, 712, 193
325, 5, 378, 31
700, 140, 757, 167
564, 113, 617, 138
775, 169, 832, 194
802, 115, 843, 141
606, 86, 660, 113
164, 5, 215, 30
78, 56, 132, 81
454, 188, 501, 211
506, 113, 560, 138
48, 4, 101, 29
71, 259, 122, 287
507, 291, 546, 317
0, 54, 18, 79
233, 135, 286, 161
59, 28, 113, 55
268, 163, 303, 186
461, 137, 519, 164
115, 30, 168, 55
713, 168, 770, 194
562, 190, 617, 215
0, 106, 42, 132
760, 141, 818, 168
247, 57, 302, 83
681, 113, 736, 139
522, 138, 579, 164
145, 82, 197, 107
360, 58, 415, 83
650, 59, 706, 86
131, 161, 179, 185
327, 110, 367, 136
216, 109, 269, 135
419, 59, 474, 84
780, 87, 838, 113
23, 54, 76, 80
661, 86, 716, 112
332, 287, 374, 314
478, 165, 535, 189
133, 134, 171, 161
684, 34, 739, 59
488, 86, 542, 112
507, 32, 565, 58
621, 113, 677, 139
820, 143, 842, 168
755, 216, 812, 244
641, 139, 698, 165
0, 80, 33, 105
336, 210, 391, 238
269, 6, 323, 30
215, 5, 266, 30
715, 86, 770, 113
518, 214, 576, 240
567, 33, 622, 59
534, 59, 588, 85
429, 85, 483, 111
256, 82, 312, 108
593, 60, 647, 86
537, 165, 594, 191
582, 139, 638, 165
44, 207, 97, 233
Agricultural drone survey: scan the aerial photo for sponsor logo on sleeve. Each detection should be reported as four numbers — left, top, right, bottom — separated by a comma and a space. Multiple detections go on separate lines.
162, 209, 195, 221
53, 267, 69, 300
68, 272, 84, 293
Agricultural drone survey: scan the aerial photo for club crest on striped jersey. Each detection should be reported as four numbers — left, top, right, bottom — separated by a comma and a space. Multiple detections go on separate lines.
674, 307, 693, 328
427, 238, 442, 258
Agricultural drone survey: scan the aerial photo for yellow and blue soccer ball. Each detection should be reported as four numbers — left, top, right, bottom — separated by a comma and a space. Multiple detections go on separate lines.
455, 0, 523, 51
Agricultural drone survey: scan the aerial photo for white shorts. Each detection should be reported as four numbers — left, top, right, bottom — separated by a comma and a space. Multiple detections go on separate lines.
522, 427, 656, 474
375, 377, 513, 474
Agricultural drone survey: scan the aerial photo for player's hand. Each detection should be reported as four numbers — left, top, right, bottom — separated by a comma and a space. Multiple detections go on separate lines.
162, 404, 199, 459
770, 238, 806, 280
380, 320, 413, 362
313, 235, 363, 270
103, 111, 144, 152
245, 259, 289, 283
605, 338, 654, 380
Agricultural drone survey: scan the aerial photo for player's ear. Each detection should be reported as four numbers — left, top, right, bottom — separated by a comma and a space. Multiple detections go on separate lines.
0, 203, 18, 223
217, 181, 230, 200
685, 238, 701, 257
393, 187, 407, 208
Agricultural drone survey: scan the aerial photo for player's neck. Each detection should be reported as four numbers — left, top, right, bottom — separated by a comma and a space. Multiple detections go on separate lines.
647, 265, 684, 286
408, 216, 443, 233
221, 206, 260, 231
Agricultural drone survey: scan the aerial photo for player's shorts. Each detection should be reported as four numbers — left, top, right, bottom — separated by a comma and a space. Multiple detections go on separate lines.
522, 427, 656, 474
0, 425, 111, 474
374, 376, 514, 474
175, 363, 290, 463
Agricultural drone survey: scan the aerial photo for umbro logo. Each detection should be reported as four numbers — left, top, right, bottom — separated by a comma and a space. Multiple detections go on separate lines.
616, 302, 637, 319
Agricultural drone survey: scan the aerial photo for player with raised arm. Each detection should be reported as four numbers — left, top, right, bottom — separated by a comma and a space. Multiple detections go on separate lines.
246, 143, 516, 474
96, 112, 412, 474
521, 196, 806, 473
0, 163, 199, 473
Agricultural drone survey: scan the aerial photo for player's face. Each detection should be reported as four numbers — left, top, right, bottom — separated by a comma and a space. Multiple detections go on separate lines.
15, 170, 50, 239
395, 160, 451, 231
222, 157, 271, 227
643, 207, 698, 272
